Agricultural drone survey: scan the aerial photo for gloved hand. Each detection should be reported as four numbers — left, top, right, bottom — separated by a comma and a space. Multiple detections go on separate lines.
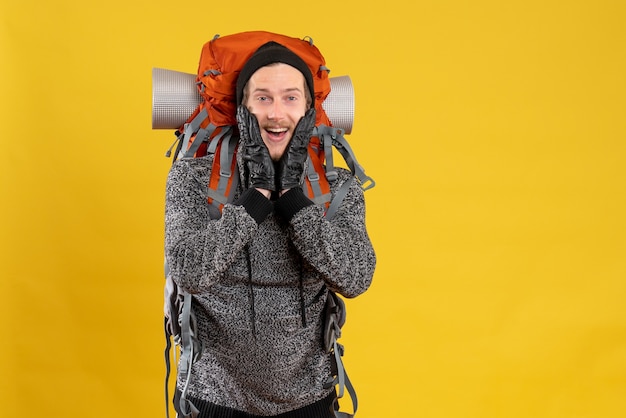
277, 108, 316, 191
236, 105, 276, 191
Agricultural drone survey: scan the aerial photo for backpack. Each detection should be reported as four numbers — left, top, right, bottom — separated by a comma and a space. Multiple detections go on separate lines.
157, 31, 374, 418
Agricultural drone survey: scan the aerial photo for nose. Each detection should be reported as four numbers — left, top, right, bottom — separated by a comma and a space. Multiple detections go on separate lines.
268, 101, 285, 120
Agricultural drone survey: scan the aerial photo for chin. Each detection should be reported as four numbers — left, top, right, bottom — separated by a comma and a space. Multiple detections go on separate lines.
265, 143, 289, 161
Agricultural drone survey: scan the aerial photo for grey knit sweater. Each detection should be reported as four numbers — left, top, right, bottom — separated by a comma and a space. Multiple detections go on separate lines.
164, 149, 376, 416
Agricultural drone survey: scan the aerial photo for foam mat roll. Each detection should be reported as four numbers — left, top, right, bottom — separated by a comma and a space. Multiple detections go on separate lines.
152, 68, 354, 134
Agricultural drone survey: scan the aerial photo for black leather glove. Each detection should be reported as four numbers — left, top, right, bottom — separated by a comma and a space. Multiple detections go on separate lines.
236, 105, 276, 191
277, 108, 316, 190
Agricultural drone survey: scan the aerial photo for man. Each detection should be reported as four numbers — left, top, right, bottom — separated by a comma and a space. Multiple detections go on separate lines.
165, 40, 376, 417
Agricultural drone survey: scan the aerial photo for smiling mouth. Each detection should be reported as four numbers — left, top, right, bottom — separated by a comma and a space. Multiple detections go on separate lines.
265, 127, 289, 141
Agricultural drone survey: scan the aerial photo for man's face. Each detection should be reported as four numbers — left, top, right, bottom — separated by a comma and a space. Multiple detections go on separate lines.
243, 63, 308, 161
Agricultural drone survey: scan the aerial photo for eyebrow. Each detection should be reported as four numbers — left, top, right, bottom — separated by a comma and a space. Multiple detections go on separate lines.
252, 87, 304, 95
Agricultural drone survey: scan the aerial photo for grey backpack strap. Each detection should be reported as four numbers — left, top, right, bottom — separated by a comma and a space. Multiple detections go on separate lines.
179, 108, 209, 159
325, 176, 353, 220
306, 158, 332, 206
315, 124, 375, 191
331, 134, 375, 191
185, 123, 216, 158
323, 290, 358, 418
163, 261, 201, 418
314, 125, 338, 181
177, 291, 200, 418
332, 341, 358, 418
163, 261, 176, 418
205, 130, 237, 207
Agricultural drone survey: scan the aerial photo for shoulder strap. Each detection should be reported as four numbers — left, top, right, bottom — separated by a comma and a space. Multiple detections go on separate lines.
325, 176, 352, 220
315, 125, 375, 192
305, 143, 332, 208
205, 128, 239, 214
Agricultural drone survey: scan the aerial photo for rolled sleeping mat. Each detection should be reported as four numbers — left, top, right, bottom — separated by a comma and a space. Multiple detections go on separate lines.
151, 67, 355, 134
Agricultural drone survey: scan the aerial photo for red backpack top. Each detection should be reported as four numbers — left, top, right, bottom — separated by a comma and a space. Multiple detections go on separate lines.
196, 31, 332, 128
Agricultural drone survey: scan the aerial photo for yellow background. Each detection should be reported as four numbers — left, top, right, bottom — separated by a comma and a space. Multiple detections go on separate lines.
1, 0, 625, 417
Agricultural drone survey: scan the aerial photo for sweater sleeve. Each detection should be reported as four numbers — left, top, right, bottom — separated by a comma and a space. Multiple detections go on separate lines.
164, 158, 259, 294
284, 169, 376, 298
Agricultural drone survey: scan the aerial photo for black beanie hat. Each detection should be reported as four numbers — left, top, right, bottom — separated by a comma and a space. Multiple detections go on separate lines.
236, 41, 315, 106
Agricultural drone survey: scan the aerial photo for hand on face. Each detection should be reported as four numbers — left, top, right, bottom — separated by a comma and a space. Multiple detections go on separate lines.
277, 108, 316, 191
236, 105, 276, 192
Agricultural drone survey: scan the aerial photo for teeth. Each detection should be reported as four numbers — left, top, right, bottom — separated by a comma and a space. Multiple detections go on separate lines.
267, 127, 287, 133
